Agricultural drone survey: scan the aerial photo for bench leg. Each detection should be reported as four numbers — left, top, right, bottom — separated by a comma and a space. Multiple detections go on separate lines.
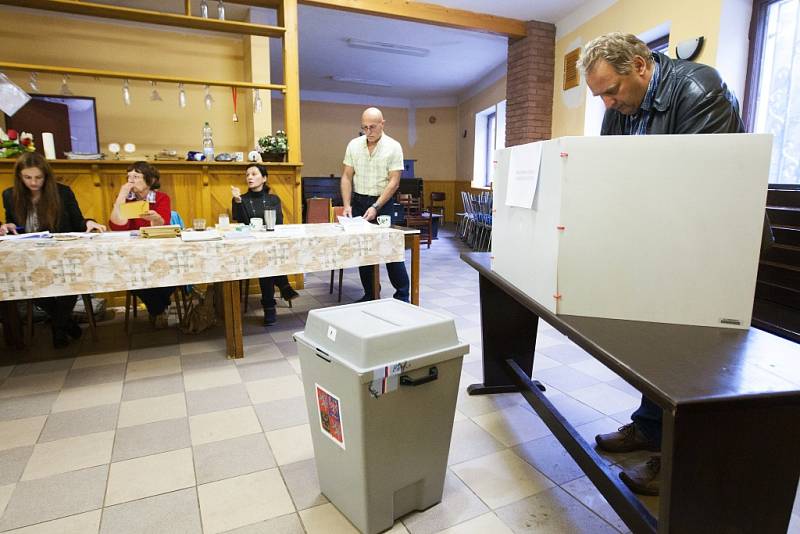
660, 402, 800, 533
467, 271, 538, 395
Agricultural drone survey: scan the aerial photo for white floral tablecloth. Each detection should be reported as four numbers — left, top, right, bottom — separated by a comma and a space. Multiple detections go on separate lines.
1, 224, 405, 301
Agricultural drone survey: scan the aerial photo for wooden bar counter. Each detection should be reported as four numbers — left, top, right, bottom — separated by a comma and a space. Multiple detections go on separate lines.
0, 159, 304, 228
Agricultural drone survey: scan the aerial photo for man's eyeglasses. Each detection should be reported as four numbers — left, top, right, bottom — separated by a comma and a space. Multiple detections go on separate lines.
360, 124, 380, 133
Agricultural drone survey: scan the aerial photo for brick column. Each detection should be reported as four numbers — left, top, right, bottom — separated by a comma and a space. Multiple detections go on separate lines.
506, 21, 556, 147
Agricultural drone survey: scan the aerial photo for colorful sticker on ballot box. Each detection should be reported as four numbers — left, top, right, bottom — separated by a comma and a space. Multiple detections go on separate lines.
315, 383, 345, 449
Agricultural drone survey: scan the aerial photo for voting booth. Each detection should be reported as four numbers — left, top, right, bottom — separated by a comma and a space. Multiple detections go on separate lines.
491, 134, 772, 329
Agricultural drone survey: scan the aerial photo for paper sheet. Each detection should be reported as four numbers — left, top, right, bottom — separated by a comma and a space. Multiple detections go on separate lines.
0, 231, 50, 241
119, 200, 149, 220
504, 142, 543, 209
337, 215, 370, 231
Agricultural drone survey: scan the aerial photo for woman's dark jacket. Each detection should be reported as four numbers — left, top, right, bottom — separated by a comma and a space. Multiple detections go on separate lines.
231, 189, 283, 225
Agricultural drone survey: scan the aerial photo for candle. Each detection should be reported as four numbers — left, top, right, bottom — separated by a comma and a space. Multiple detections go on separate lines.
42, 132, 56, 160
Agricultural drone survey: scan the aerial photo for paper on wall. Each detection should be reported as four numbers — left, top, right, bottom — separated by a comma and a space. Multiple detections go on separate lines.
504, 141, 543, 209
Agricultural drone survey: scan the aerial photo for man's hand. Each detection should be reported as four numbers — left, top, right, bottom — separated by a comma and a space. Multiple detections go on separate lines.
0, 223, 18, 236
363, 207, 377, 222
342, 206, 352, 218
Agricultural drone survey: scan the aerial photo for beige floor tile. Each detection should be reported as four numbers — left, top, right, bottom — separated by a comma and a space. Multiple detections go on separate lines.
568, 359, 620, 382
0, 372, 67, 400
125, 356, 182, 382
51, 382, 122, 413
286, 355, 302, 375
105, 447, 195, 505
561, 476, 627, 531
0, 483, 14, 516
438, 512, 514, 534
0, 416, 47, 452
568, 383, 640, 416
181, 338, 226, 356
21, 430, 114, 481
71, 351, 128, 370
189, 406, 262, 446
451, 449, 555, 509
453, 410, 467, 422
198, 468, 295, 534
472, 405, 552, 447
299, 503, 359, 534
266, 424, 314, 466
183, 365, 242, 392
118, 393, 187, 428
2, 509, 101, 534
245, 375, 304, 404
532, 354, 562, 371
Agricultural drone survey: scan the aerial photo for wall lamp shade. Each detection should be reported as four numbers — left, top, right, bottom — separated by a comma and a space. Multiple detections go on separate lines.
675, 37, 704, 61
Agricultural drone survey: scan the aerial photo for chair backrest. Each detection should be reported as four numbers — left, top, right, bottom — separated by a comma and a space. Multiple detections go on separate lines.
306, 197, 332, 223
332, 206, 346, 221
398, 193, 421, 215
430, 191, 445, 203
170, 211, 185, 228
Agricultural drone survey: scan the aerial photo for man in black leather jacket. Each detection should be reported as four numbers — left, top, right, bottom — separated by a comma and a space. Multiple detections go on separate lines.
579, 32, 772, 497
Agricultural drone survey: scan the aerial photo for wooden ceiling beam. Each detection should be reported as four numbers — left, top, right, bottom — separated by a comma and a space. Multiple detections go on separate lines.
231, 0, 527, 38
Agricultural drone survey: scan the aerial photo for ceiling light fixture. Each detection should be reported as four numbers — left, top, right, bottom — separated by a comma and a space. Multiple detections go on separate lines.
346, 38, 430, 57
330, 75, 392, 87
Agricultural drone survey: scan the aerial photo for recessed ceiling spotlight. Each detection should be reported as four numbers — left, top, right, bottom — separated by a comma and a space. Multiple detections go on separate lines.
346, 38, 430, 57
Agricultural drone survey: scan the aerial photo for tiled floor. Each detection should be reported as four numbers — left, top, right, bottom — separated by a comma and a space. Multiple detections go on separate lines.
1, 226, 799, 533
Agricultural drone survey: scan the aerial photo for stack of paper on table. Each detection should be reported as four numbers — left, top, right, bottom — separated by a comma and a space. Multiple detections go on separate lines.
140, 225, 181, 239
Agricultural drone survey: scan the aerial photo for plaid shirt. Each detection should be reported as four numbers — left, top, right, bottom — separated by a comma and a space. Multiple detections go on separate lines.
624, 55, 661, 136
343, 133, 404, 197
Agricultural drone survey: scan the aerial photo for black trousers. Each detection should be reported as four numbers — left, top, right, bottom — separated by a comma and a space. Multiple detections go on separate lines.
36, 295, 78, 332
259, 275, 291, 308
351, 192, 410, 302
134, 286, 175, 316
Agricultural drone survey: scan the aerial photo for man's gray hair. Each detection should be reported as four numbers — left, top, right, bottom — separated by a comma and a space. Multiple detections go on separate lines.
578, 32, 653, 76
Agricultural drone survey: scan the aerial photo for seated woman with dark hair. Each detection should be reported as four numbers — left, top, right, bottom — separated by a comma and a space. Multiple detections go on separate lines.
108, 161, 175, 329
0, 152, 106, 348
231, 163, 299, 326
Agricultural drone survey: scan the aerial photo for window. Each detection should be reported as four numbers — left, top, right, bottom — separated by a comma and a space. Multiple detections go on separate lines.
473, 100, 506, 187
647, 34, 670, 54
745, 0, 800, 184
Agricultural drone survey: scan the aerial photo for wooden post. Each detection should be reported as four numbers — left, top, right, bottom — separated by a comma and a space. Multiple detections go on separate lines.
279, 0, 302, 164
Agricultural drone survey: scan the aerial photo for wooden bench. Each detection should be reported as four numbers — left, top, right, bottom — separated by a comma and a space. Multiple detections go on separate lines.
462, 252, 800, 534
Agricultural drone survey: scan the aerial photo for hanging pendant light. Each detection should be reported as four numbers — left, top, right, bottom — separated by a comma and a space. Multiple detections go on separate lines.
253, 88, 263, 113
178, 83, 187, 108
204, 85, 214, 110
29, 72, 40, 93
149, 81, 163, 101
122, 79, 131, 106
59, 75, 74, 96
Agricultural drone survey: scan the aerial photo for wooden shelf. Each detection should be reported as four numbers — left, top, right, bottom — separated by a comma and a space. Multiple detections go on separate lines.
0, 0, 286, 37
0, 62, 286, 92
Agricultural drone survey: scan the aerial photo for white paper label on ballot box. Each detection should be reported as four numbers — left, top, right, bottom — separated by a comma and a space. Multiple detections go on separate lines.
491, 134, 772, 329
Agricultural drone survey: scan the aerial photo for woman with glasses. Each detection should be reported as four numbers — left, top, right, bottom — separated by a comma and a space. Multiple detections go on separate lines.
109, 161, 175, 329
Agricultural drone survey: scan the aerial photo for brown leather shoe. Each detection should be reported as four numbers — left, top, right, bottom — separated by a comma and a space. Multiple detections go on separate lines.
620, 455, 661, 496
595, 423, 660, 453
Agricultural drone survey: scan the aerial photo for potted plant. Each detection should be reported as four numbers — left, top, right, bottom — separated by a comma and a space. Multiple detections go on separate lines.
0, 129, 36, 159
257, 130, 288, 162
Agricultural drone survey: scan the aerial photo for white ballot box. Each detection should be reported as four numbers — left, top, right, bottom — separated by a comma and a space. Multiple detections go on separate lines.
491, 134, 772, 329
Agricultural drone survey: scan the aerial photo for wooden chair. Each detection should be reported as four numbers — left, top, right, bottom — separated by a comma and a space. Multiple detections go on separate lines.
125, 289, 188, 333
426, 191, 446, 217
25, 295, 98, 345
403, 214, 432, 248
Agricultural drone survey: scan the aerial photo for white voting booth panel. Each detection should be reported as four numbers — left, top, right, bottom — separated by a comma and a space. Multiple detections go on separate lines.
491, 134, 772, 329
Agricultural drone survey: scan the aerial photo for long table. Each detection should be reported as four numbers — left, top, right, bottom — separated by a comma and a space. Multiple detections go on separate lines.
0, 224, 415, 358
462, 252, 800, 534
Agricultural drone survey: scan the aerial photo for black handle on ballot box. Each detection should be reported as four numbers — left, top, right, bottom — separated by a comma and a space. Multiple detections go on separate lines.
400, 366, 438, 387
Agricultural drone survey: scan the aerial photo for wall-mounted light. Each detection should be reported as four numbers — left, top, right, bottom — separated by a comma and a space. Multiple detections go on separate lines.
675, 37, 704, 61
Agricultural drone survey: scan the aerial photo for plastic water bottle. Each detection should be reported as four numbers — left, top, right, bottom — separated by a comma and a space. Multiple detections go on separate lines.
202, 122, 214, 162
